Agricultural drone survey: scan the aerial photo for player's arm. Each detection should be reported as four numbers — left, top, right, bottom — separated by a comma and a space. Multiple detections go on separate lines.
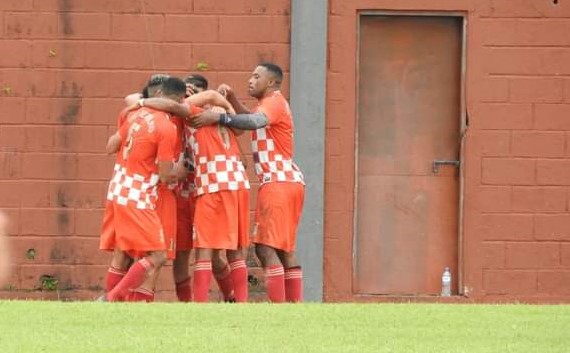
105, 132, 122, 154
218, 84, 251, 114
156, 121, 179, 184
140, 98, 190, 117
187, 90, 234, 113
125, 93, 142, 106
191, 110, 268, 130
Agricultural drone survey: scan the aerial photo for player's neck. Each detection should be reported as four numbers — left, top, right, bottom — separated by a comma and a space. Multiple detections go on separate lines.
260, 88, 280, 100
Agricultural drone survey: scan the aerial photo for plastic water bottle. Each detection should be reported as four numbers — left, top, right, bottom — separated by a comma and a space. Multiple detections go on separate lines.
441, 267, 452, 297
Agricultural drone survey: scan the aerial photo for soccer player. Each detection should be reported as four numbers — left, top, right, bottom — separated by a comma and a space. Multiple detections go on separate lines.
100, 77, 186, 302
191, 63, 305, 303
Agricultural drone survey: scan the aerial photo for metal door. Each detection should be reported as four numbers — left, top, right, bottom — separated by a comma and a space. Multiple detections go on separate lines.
355, 15, 463, 295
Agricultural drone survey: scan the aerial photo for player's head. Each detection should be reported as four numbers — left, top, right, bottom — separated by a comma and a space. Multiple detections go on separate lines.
143, 73, 170, 98
158, 76, 187, 102
248, 62, 283, 99
184, 74, 208, 96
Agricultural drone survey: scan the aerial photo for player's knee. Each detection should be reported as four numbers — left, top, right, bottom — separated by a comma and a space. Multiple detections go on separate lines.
255, 244, 275, 265
149, 251, 167, 268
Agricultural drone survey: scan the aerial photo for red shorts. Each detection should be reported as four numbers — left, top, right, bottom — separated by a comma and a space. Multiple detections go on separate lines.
102, 203, 166, 254
176, 193, 195, 251
100, 201, 116, 251
156, 187, 177, 259
253, 182, 305, 252
193, 189, 250, 250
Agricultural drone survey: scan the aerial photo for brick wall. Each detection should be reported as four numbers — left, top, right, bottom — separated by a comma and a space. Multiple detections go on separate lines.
0, 0, 291, 300
326, 0, 570, 302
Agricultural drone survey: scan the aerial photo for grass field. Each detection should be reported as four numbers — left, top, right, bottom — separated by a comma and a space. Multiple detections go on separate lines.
0, 301, 568, 353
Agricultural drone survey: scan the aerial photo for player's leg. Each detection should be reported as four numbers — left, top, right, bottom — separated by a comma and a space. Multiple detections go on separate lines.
193, 247, 213, 302
277, 250, 303, 303
173, 249, 192, 302
212, 250, 235, 302
226, 189, 250, 303
255, 244, 285, 303
106, 249, 133, 293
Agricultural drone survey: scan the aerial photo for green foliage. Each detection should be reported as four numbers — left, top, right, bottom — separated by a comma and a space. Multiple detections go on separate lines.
196, 62, 209, 71
0, 302, 567, 353
39, 275, 58, 291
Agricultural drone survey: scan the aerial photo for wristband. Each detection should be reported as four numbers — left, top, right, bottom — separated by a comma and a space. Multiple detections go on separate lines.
137, 98, 145, 107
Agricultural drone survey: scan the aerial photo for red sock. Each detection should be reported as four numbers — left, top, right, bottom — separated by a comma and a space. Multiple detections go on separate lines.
285, 267, 303, 302
105, 267, 126, 292
175, 277, 192, 302
106, 258, 154, 302
128, 288, 155, 302
229, 260, 248, 303
265, 265, 285, 303
192, 261, 212, 303
214, 265, 234, 302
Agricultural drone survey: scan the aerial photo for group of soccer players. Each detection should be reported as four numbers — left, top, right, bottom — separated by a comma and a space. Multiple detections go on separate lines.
99, 63, 305, 303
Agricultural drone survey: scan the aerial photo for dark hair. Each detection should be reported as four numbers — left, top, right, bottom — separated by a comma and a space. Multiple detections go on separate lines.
142, 73, 169, 98
259, 62, 283, 84
160, 76, 187, 96
184, 74, 208, 90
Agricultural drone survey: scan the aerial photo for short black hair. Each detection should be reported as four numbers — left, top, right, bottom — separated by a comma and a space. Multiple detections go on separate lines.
160, 76, 187, 96
142, 73, 169, 98
184, 74, 208, 90
259, 62, 283, 84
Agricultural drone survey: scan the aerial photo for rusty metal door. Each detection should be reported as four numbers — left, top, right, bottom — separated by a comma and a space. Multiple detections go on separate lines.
355, 15, 463, 295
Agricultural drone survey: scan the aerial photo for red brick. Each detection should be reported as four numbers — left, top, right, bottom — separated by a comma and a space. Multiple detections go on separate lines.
164, 15, 218, 43
481, 0, 570, 18
105, 71, 150, 99
50, 181, 107, 209
476, 76, 509, 103
84, 42, 152, 69
472, 186, 511, 213
34, 0, 142, 12
510, 78, 564, 103
0, 40, 30, 68
243, 0, 290, 14
481, 19, 570, 46
19, 181, 52, 208
193, 0, 246, 13
483, 270, 537, 295
31, 41, 85, 69
535, 215, 570, 241
562, 244, 570, 267
512, 132, 565, 158
192, 44, 246, 72
11, 236, 102, 265
479, 214, 533, 241
21, 153, 77, 180
481, 242, 505, 269
324, 182, 353, 213
214, 71, 254, 100
0, 0, 32, 10
534, 104, 570, 130
57, 13, 111, 39
77, 154, 115, 181
81, 98, 124, 125
326, 100, 352, 130
0, 152, 21, 179
0, 98, 25, 124
141, 0, 189, 13
26, 98, 86, 124
244, 44, 290, 71
481, 158, 535, 185
326, 155, 353, 185
111, 14, 164, 41
219, 16, 290, 43
5, 12, 57, 38
0, 69, 56, 97
0, 126, 26, 151
20, 209, 74, 236
536, 159, 570, 186
323, 237, 352, 295
469, 131, 511, 157
484, 48, 570, 76
0, 208, 20, 235
147, 43, 191, 71
326, 127, 351, 157
506, 243, 560, 269
75, 209, 104, 237
53, 126, 108, 153
0, 181, 21, 207
55, 71, 110, 98
512, 187, 566, 212
537, 271, 570, 296
471, 103, 533, 130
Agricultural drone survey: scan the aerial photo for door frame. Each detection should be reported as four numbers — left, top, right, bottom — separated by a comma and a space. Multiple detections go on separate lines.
353, 11, 468, 296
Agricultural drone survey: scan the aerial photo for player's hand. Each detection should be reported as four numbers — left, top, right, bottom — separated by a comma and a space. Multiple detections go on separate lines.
218, 84, 234, 99
190, 109, 221, 128
186, 84, 197, 97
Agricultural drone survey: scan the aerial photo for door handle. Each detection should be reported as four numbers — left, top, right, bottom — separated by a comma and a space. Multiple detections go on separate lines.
432, 160, 460, 174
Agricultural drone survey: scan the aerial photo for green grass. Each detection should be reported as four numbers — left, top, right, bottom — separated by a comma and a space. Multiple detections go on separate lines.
0, 301, 568, 353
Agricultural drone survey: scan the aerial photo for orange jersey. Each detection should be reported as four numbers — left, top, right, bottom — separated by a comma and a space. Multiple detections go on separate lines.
252, 91, 304, 185
187, 106, 249, 196
107, 107, 177, 210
